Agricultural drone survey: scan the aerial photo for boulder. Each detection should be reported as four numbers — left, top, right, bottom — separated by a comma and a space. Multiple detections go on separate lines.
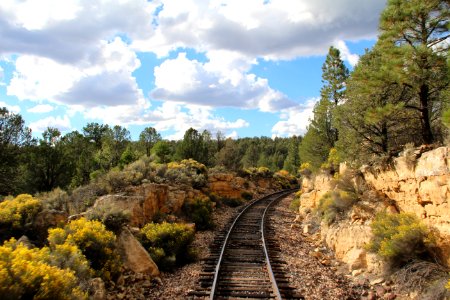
116, 228, 159, 277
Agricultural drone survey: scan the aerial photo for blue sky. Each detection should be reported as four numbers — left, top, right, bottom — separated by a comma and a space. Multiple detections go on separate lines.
0, 0, 385, 140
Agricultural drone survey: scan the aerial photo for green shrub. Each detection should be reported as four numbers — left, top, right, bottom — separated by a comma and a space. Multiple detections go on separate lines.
38, 188, 69, 212
48, 218, 121, 281
86, 204, 131, 233
0, 238, 86, 300
0, 194, 42, 242
183, 198, 213, 230
317, 190, 357, 225
140, 222, 195, 271
68, 183, 107, 215
367, 212, 436, 267
299, 162, 312, 176
289, 197, 301, 212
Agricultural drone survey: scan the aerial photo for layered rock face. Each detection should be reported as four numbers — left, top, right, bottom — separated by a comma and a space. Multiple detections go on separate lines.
298, 146, 450, 270
363, 147, 450, 265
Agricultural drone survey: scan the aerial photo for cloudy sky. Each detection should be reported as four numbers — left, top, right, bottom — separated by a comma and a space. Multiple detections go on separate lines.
0, 0, 385, 140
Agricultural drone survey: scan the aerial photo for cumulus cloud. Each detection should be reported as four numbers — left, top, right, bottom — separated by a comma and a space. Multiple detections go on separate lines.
137, 102, 249, 140
334, 40, 359, 67
27, 104, 55, 113
0, 101, 21, 113
7, 37, 146, 108
271, 98, 318, 137
0, 0, 157, 63
151, 52, 295, 112
133, 0, 384, 59
29, 115, 72, 133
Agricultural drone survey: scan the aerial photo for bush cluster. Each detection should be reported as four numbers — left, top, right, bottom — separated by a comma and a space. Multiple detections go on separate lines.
140, 222, 195, 271
289, 191, 302, 212
48, 218, 121, 281
0, 238, 86, 300
298, 162, 312, 176
317, 190, 358, 225
367, 212, 436, 267
0, 194, 42, 242
242, 167, 273, 178
183, 198, 214, 230
86, 204, 131, 233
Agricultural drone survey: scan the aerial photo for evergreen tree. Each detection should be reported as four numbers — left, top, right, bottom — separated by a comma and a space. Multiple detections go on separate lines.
283, 136, 301, 174
379, 0, 449, 144
139, 127, 161, 157
299, 46, 348, 169
0, 108, 33, 195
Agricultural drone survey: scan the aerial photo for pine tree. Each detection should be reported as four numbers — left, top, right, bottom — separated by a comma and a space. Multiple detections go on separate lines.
379, 0, 449, 144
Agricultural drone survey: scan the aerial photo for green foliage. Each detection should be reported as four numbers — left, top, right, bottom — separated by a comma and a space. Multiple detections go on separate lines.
298, 162, 312, 176
86, 204, 131, 233
0, 194, 42, 241
289, 193, 301, 212
0, 238, 86, 300
367, 212, 436, 267
317, 190, 358, 225
378, 0, 449, 144
48, 218, 120, 281
283, 136, 301, 175
38, 187, 69, 212
183, 198, 214, 230
320, 148, 340, 173
140, 222, 195, 271
0, 107, 33, 195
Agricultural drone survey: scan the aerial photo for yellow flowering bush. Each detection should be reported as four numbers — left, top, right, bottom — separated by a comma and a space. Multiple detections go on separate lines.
141, 222, 195, 270
48, 218, 121, 281
0, 238, 86, 299
367, 213, 436, 267
0, 194, 42, 241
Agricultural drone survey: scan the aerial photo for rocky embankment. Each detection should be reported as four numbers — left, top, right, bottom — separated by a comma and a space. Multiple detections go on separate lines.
297, 146, 450, 298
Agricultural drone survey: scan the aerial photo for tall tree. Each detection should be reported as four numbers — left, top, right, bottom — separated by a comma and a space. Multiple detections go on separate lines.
283, 136, 301, 174
0, 108, 33, 194
139, 127, 161, 157
299, 46, 348, 169
379, 0, 449, 144
334, 47, 418, 164
176, 128, 209, 165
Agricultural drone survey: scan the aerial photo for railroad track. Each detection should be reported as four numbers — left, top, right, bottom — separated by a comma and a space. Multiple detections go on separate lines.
189, 189, 303, 300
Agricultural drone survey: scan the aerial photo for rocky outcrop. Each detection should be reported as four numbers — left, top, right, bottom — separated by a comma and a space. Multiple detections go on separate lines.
299, 146, 450, 269
298, 173, 334, 214
208, 173, 247, 199
94, 183, 169, 227
363, 147, 450, 265
116, 228, 159, 277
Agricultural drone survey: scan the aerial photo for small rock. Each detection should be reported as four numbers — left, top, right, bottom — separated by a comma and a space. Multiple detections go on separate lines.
89, 278, 106, 300
375, 286, 385, 296
367, 291, 376, 300
370, 277, 385, 286
352, 269, 363, 277
320, 259, 331, 266
384, 293, 396, 300
116, 275, 125, 287
303, 224, 311, 234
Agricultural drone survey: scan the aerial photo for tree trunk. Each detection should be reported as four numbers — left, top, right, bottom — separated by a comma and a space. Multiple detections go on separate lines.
419, 84, 433, 144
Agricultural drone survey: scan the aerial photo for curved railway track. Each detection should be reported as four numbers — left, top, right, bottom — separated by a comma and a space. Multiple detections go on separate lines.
190, 189, 303, 299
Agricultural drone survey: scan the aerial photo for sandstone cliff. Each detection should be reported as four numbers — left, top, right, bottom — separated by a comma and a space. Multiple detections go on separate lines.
298, 146, 450, 271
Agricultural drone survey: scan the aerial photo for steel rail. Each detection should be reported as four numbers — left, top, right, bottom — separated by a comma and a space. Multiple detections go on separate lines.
208, 189, 295, 300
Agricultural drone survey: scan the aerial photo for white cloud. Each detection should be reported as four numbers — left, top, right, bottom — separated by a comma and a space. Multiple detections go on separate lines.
29, 115, 72, 133
7, 37, 145, 108
0, 101, 21, 113
334, 40, 359, 67
27, 104, 55, 113
151, 52, 295, 112
0, 0, 157, 63
136, 102, 249, 140
132, 0, 384, 59
271, 98, 317, 137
